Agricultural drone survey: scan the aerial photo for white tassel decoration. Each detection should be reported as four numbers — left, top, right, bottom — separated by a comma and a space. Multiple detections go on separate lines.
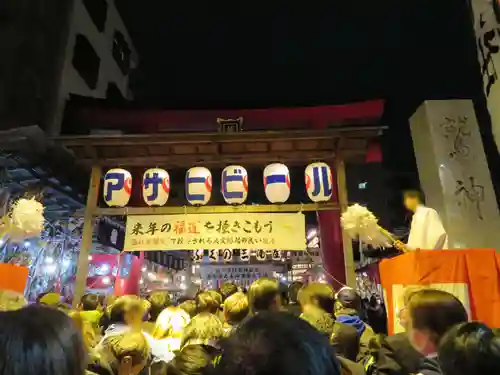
341, 204, 393, 248
10, 198, 45, 238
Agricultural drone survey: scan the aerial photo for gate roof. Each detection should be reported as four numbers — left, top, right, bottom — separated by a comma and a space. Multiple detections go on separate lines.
55, 126, 383, 168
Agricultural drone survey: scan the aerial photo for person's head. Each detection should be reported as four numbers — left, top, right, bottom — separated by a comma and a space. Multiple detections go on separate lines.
147, 291, 171, 322
93, 332, 149, 375
181, 312, 224, 349
407, 289, 468, 355
330, 323, 360, 361
335, 287, 361, 313
0, 305, 86, 375
165, 344, 218, 375
153, 306, 190, 340
208, 290, 223, 307
195, 291, 220, 315
438, 322, 500, 375
216, 312, 341, 375
223, 292, 249, 325
288, 281, 304, 304
0, 290, 27, 311
220, 282, 238, 301
109, 295, 146, 330
398, 286, 427, 330
248, 278, 281, 314
298, 282, 335, 314
80, 293, 101, 311
403, 190, 424, 212
38, 292, 61, 307
179, 300, 197, 318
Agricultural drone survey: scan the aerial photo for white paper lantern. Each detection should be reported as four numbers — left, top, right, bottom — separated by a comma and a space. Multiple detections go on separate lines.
263, 163, 290, 203
221, 165, 248, 204
103, 169, 132, 207
185, 167, 212, 205
305, 162, 333, 202
142, 168, 170, 206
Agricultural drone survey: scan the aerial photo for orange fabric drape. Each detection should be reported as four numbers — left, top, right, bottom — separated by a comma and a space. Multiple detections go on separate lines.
0, 264, 29, 294
379, 249, 500, 334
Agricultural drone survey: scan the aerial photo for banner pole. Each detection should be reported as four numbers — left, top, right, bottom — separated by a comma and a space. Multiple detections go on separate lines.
72, 166, 101, 308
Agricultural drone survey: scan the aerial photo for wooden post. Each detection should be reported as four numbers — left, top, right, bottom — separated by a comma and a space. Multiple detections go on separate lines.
72, 166, 101, 308
336, 159, 356, 287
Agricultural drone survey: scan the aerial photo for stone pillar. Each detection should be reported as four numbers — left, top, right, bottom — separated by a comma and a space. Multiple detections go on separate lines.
409, 100, 500, 249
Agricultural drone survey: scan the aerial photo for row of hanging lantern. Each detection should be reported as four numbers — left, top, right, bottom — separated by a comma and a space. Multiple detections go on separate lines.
103, 162, 333, 207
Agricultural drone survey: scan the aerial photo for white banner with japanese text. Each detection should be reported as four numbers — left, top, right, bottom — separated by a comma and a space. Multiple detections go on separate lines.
200, 264, 281, 288
471, 0, 500, 152
124, 213, 306, 251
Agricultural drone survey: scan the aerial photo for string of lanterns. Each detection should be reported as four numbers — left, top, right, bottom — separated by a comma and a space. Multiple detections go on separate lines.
103, 162, 333, 207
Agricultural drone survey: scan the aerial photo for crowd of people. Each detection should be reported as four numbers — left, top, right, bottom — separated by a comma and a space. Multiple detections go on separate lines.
0, 278, 499, 375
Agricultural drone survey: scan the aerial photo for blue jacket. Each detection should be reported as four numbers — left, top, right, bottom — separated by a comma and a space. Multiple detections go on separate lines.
336, 314, 367, 336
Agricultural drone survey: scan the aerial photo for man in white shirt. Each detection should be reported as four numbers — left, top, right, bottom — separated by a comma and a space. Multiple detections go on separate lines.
395, 190, 448, 252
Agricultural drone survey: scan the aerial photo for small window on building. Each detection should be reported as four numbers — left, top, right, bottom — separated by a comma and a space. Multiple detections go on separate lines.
72, 34, 100, 89
83, 0, 107, 32
358, 181, 368, 190
112, 31, 131, 75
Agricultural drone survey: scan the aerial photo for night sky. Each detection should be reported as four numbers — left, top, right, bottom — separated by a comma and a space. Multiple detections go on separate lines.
112, 1, 499, 198
116, 1, 479, 108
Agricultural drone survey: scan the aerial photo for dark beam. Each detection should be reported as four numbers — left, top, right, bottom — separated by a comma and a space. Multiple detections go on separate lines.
77, 151, 337, 167
54, 127, 383, 147
94, 202, 339, 216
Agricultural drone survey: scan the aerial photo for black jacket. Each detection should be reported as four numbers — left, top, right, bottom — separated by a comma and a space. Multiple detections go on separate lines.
336, 308, 375, 362
372, 333, 423, 375
285, 302, 302, 317
418, 356, 442, 375
338, 356, 366, 375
